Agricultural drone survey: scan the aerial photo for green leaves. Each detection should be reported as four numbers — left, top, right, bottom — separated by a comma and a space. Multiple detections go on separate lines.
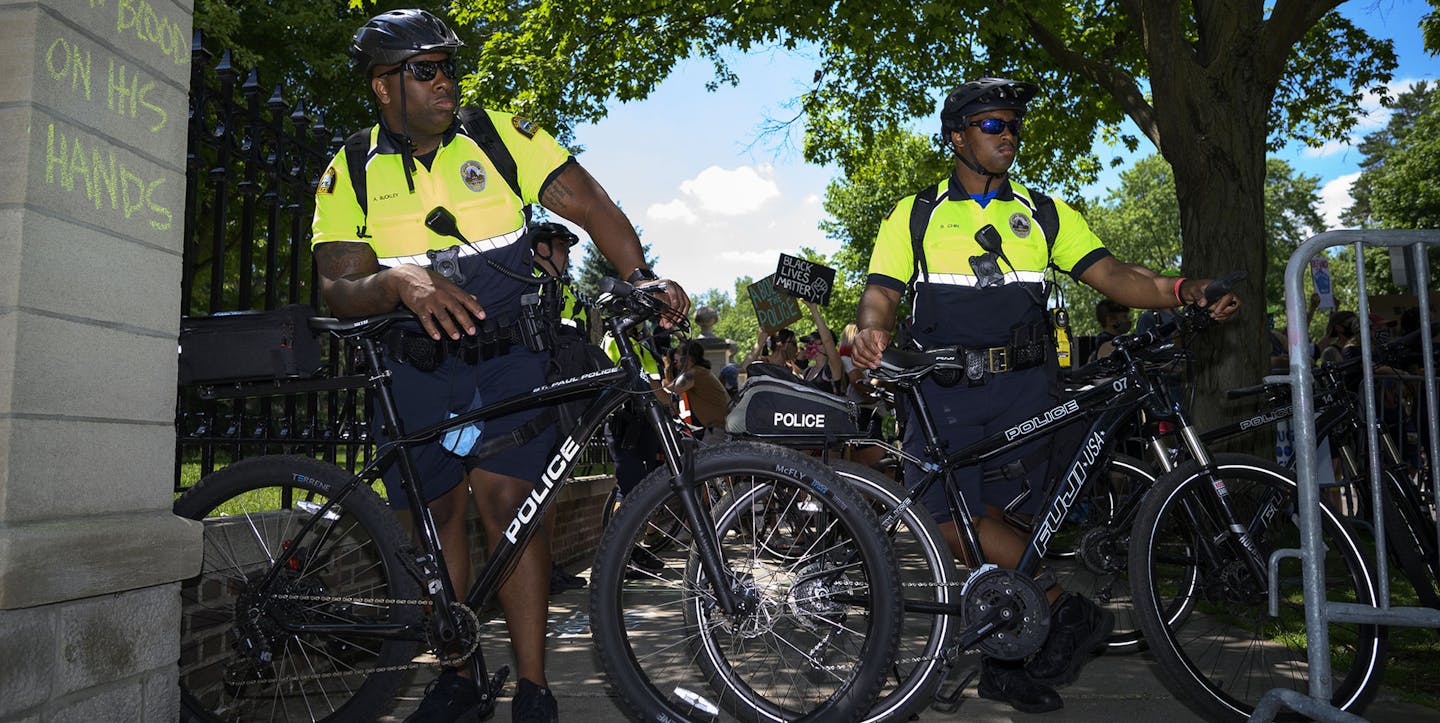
1342, 82, 1440, 231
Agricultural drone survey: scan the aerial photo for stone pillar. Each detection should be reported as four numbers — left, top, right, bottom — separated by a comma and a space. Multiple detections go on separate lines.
0, 1, 200, 720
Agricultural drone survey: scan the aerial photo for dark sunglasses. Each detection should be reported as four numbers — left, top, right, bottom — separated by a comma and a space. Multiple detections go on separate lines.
379, 59, 458, 82
968, 118, 1023, 135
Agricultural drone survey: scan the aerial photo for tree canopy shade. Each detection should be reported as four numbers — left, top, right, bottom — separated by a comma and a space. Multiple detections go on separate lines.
454, 0, 1414, 423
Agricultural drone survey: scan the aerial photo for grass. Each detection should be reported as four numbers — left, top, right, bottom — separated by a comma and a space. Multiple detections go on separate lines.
1375, 571, 1440, 708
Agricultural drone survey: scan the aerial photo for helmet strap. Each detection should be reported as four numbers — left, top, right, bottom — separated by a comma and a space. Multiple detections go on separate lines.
952, 129, 1007, 184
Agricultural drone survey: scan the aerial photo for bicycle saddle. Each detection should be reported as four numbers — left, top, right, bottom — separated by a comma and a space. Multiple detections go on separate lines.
308, 310, 415, 339
872, 346, 965, 383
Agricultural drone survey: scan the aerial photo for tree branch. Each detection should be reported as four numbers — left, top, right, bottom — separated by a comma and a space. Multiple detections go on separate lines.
1257, 0, 1344, 83
1022, 7, 1161, 149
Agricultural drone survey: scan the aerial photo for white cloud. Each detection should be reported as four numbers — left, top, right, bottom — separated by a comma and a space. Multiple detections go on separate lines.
719, 249, 788, 265
627, 163, 838, 296
646, 199, 697, 224
1305, 77, 1423, 158
677, 164, 782, 215
1319, 172, 1361, 230
1302, 139, 1350, 159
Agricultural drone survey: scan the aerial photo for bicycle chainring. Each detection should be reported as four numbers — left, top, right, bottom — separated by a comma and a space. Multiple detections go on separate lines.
430, 602, 482, 667
960, 567, 1051, 661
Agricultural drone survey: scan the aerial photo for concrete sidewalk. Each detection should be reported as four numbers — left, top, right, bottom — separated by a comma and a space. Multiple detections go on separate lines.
380, 561, 1436, 723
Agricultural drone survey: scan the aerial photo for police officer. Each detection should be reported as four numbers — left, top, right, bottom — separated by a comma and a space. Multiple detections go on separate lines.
311, 10, 687, 723
851, 77, 1240, 713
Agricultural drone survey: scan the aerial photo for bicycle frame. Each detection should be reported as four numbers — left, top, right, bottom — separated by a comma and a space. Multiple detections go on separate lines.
897, 367, 1159, 577
234, 302, 735, 672
875, 308, 1277, 620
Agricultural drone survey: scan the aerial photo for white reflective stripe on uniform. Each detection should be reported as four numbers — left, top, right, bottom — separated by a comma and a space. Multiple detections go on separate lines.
923, 270, 1046, 286
376, 227, 526, 268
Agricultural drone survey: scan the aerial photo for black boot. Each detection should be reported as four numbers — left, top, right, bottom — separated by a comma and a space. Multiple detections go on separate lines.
977, 656, 1062, 714
1026, 592, 1115, 687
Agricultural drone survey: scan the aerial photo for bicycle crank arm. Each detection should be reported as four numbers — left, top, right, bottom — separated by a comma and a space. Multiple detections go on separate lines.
951, 601, 1018, 651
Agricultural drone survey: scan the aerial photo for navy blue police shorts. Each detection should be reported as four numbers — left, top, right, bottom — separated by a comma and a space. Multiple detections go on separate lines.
375, 347, 556, 510
902, 365, 1056, 523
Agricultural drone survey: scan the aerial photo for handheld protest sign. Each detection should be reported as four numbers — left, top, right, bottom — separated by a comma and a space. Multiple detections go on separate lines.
747, 275, 803, 335
774, 253, 836, 306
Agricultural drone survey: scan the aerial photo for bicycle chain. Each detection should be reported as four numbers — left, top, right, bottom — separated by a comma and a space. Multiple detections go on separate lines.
257, 581, 964, 681
227, 594, 481, 684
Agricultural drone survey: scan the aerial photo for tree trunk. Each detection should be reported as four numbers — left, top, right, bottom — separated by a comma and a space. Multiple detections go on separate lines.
1147, 19, 1276, 432
1172, 154, 1271, 433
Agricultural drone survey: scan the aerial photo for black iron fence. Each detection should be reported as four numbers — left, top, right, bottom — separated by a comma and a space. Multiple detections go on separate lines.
175, 33, 370, 490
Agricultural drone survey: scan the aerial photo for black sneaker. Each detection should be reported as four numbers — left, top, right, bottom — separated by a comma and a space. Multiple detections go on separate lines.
405, 668, 480, 723
977, 656, 1062, 714
512, 678, 558, 723
549, 564, 586, 594
1025, 592, 1115, 687
631, 546, 665, 572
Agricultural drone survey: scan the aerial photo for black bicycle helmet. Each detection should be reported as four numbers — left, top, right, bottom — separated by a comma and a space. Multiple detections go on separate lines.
524, 222, 579, 249
939, 77, 1040, 137
350, 8, 463, 75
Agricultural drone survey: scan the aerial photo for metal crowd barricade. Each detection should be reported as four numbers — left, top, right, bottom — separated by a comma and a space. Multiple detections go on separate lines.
1253, 230, 1440, 722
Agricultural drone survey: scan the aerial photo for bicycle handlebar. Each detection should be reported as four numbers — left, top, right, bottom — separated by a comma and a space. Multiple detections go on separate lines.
596, 277, 690, 334
1224, 383, 1270, 400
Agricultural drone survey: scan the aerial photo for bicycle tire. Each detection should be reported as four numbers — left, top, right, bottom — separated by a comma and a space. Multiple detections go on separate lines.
175, 455, 421, 723
1044, 454, 1161, 652
1375, 469, 1440, 608
589, 441, 902, 722
821, 460, 959, 723
1129, 453, 1386, 721
600, 481, 693, 554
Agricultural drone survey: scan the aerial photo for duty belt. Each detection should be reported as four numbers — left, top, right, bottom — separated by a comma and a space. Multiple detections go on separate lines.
963, 339, 1048, 382
386, 321, 523, 372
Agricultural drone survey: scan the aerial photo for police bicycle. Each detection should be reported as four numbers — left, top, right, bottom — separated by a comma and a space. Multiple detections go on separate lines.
1199, 324, 1440, 609
174, 271, 902, 721
733, 273, 1383, 722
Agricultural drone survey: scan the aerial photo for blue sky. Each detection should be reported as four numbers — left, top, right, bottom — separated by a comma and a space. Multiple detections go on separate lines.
565, 1, 1437, 298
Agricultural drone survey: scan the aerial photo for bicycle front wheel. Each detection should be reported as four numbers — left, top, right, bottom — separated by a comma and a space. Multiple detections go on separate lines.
1129, 454, 1386, 721
590, 441, 901, 722
175, 455, 421, 722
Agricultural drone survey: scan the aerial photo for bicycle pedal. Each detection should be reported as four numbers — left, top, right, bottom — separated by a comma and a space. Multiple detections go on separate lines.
488, 664, 510, 696
475, 665, 508, 721
930, 666, 978, 713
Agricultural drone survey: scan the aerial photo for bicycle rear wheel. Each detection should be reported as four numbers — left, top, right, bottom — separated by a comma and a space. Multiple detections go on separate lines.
1372, 468, 1440, 608
175, 455, 421, 722
590, 441, 901, 722
1044, 454, 1158, 652
816, 461, 958, 722
1129, 454, 1386, 721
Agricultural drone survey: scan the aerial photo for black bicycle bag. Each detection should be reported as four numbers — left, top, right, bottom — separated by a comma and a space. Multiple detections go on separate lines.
725, 375, 862, 442
178, 304, 324, 385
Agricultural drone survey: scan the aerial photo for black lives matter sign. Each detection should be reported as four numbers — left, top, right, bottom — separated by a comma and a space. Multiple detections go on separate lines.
774, 253, 836, 306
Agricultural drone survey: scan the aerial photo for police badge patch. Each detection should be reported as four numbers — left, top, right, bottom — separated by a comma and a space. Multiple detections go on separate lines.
460, 160, 486, 192
512, 116, 538, 138
317, 167, 336, 195
1009, 212, 1032, 238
